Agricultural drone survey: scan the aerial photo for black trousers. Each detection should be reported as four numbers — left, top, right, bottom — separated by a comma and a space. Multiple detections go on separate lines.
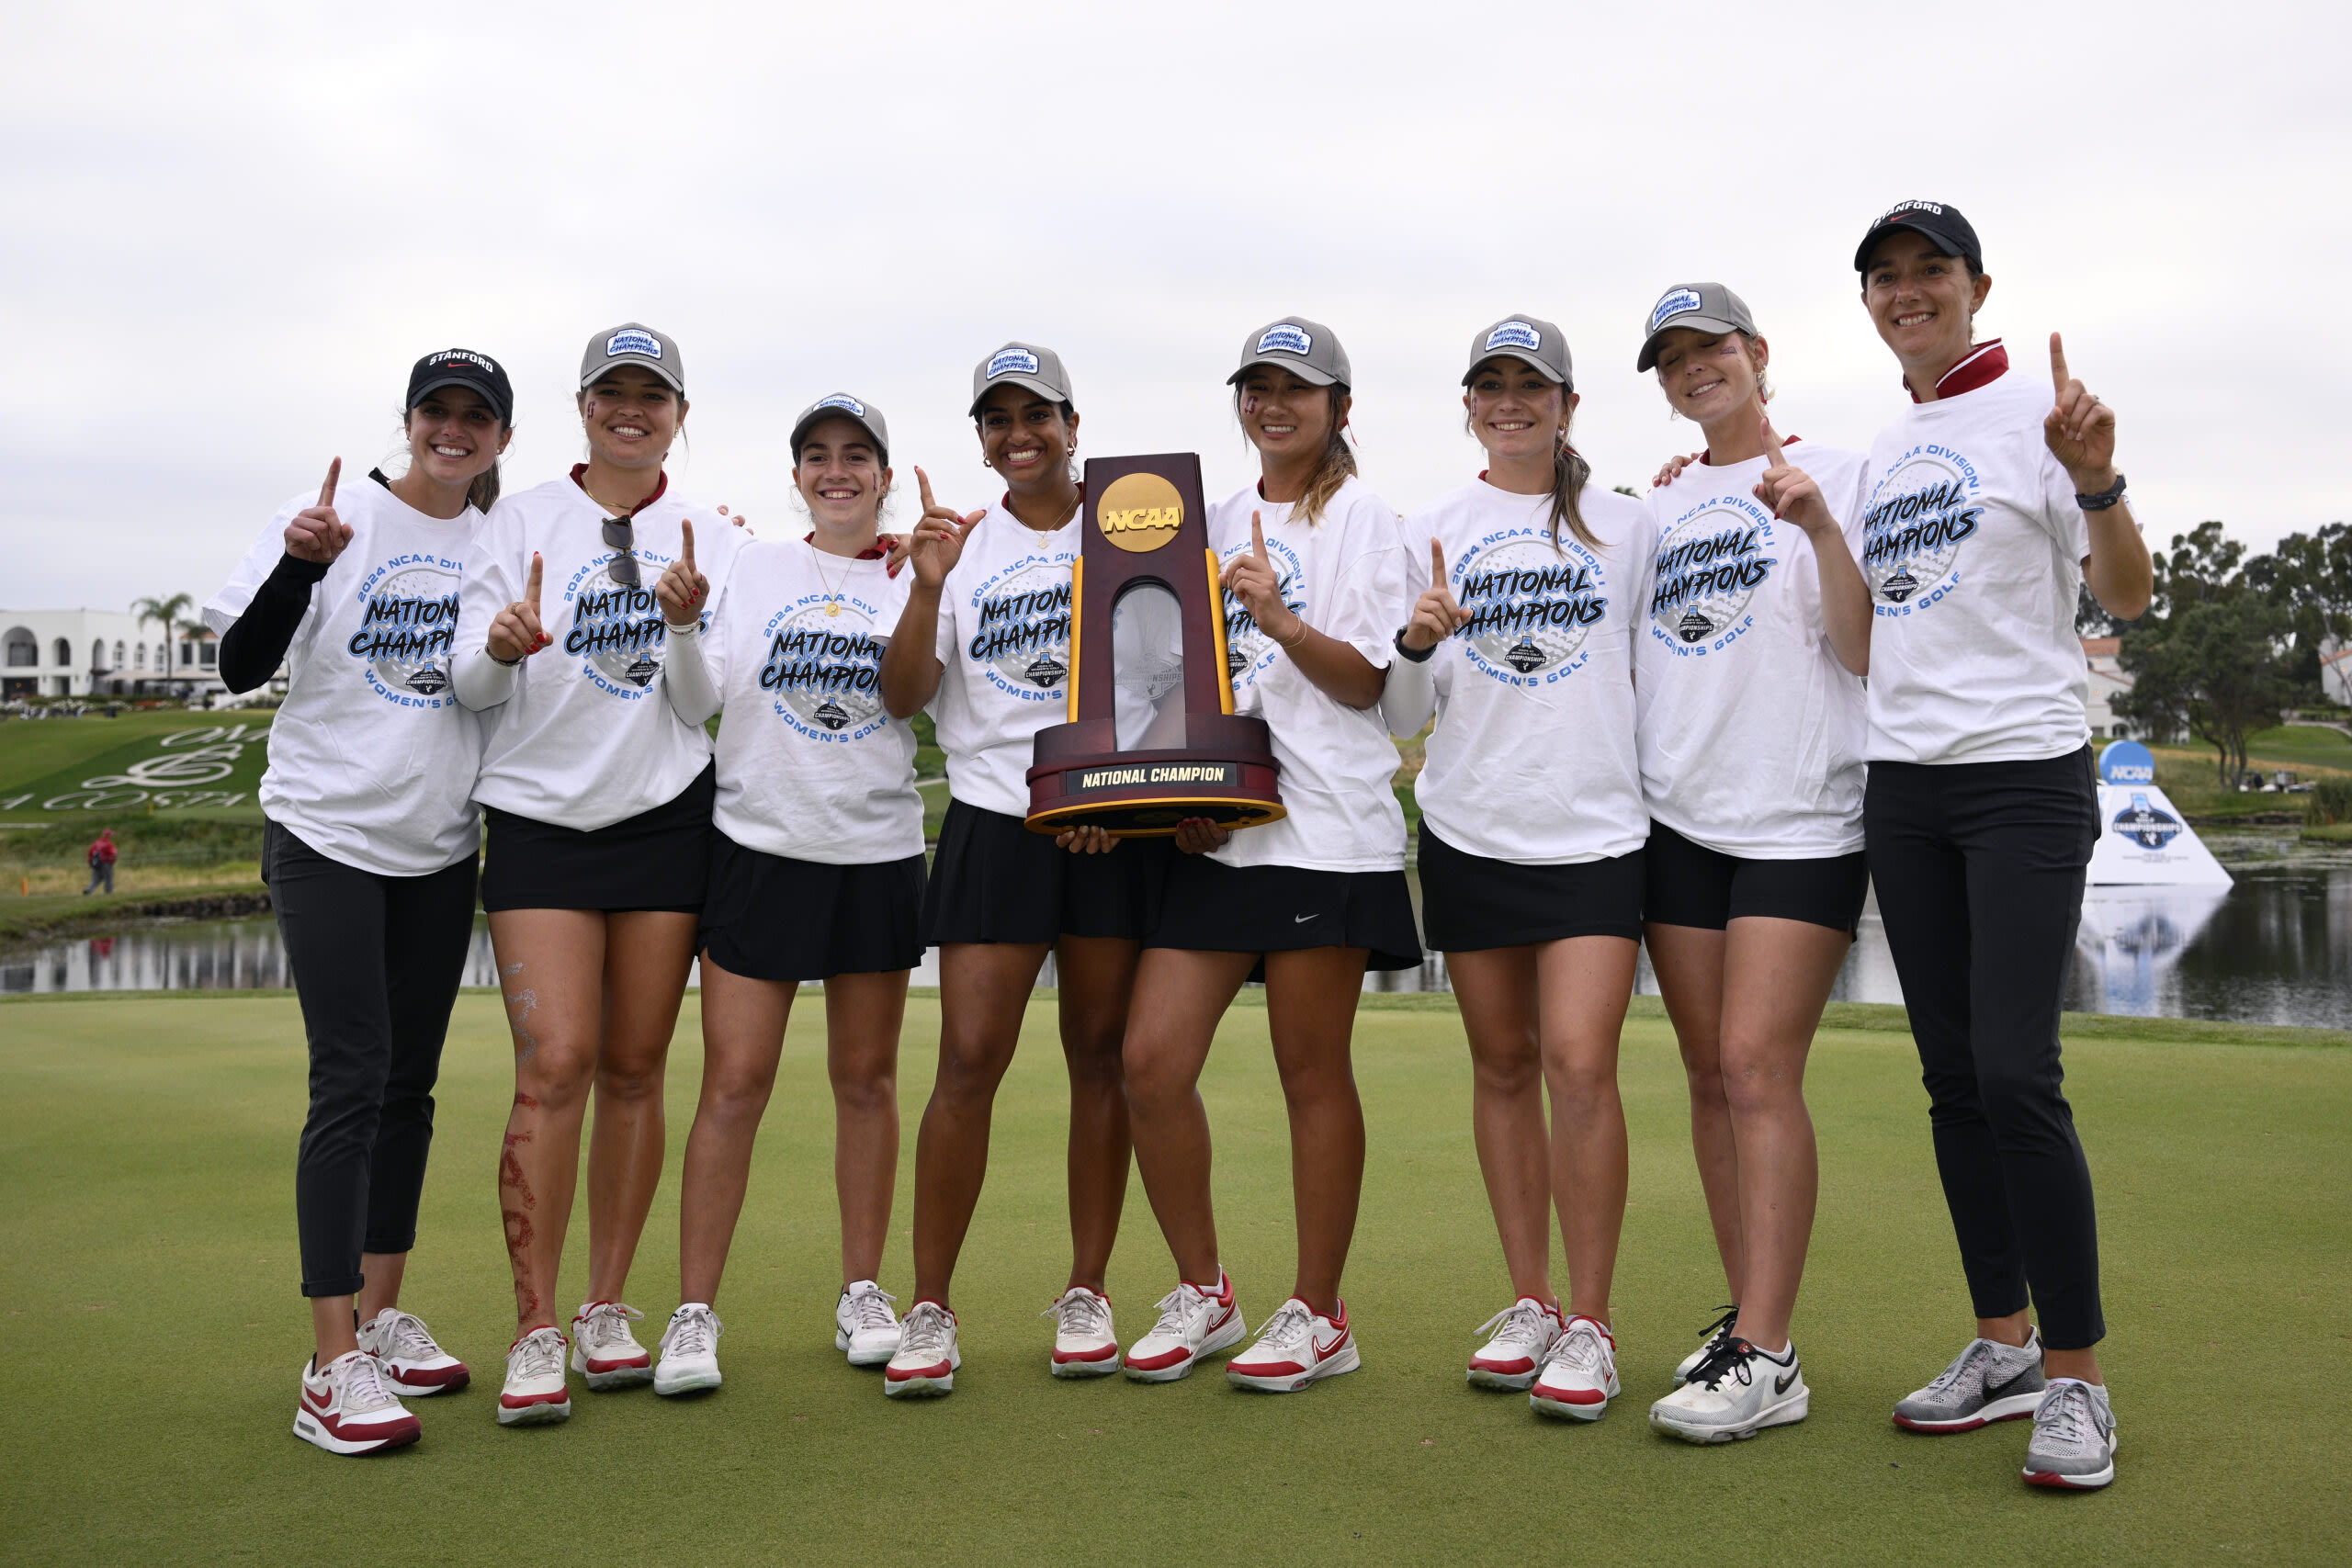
265, 822, 479, 1298
1863, 747, 2105, 1350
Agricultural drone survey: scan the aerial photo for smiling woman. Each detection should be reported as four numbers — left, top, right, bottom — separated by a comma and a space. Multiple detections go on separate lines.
1847, 200, 2155, 1493
450, 321, 749, 1428
198, 346, 516, 1456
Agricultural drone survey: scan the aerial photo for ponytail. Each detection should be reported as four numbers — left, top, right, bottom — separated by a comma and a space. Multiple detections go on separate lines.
1548, 434, 1597, 552
467, 460, 503, 514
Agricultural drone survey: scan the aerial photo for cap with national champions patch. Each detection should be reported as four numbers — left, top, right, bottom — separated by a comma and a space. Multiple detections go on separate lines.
1463, 314, 1572, 387
1852, 199, 1982, 274
407, 348, 514, 424
582, 321, 684, 393
968, 342, 1073, 417
790, 392, 889, 466
1229, 316, 1351, 388
1635, 284, 1759, 371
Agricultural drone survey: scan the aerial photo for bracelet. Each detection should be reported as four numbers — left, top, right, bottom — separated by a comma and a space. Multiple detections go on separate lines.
665, 620, 701, 636
1393, 627, 1435, 664
1274, 617, 1310, 651
2075, 471, 2128, 512
490, 649, 523, 668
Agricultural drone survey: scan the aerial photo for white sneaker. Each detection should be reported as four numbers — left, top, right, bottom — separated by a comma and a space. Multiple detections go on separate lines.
1043, 1286, 1121, 1377
1530, 1314, 1620, 1421
2023, 1379, 2118, 1490
357, 1307, 470, 1397
570, 1301, 653, 1390
497, 1326, 572, 1427
654, 1303, 724, 1396
1467, 1297, 1562, 1392
1227, 1297, 1360, 1393
883, 1301, 960, 1398
835, 1280, 900, 1367
1672, 1304, 1740, 1386
1649, 1338, 1809, 1443
294, 1349, 421, 1454
1124, 1270, 1247, 1382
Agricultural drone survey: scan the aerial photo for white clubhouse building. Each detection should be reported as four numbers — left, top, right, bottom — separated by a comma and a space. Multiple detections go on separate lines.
3, 607, 229, 701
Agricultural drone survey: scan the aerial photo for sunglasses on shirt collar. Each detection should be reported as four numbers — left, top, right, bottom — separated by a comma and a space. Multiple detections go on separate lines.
601, 519, 642, 587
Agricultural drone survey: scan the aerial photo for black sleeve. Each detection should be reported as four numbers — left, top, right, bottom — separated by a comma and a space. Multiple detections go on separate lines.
219, 553, 330, 693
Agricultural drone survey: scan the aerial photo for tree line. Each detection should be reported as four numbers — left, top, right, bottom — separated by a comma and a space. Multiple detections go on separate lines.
2085, 522, 2352, 785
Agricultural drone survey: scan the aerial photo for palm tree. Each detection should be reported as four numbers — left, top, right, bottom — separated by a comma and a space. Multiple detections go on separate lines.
131, 592, 194, 692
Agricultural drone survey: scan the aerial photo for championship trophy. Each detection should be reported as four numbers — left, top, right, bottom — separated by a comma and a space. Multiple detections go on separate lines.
1023, 454, 1284, 836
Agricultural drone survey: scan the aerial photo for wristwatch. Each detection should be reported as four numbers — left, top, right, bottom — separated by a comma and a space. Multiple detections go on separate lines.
2075, 471, 2128, 512
1393, 627, 1435, 664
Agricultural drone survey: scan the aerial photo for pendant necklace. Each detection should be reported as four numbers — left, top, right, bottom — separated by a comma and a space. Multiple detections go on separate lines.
809, 540, 853, 616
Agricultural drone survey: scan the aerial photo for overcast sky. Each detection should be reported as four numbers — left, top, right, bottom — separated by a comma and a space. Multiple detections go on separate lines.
8, 0, 2346, 612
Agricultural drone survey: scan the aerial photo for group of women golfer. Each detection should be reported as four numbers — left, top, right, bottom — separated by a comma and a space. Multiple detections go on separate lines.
208, 198, 2151, 1493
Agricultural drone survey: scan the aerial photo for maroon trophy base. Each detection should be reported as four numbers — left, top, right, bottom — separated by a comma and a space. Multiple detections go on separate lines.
1023, 714, 1284, 837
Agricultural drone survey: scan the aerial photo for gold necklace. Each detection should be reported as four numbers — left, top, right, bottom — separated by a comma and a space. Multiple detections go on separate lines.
808, 539, 854, 616
1011, 489, 1081, 543
582, 476, 653, 517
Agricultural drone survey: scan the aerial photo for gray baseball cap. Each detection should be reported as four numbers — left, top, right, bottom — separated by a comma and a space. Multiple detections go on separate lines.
1635, 284, 1758, 371
790, 392, 888, 466
1228, 316, 1351, 388
1463, 314, 1572, 388
582, 321, 684, 393
968, 342, 1073, 417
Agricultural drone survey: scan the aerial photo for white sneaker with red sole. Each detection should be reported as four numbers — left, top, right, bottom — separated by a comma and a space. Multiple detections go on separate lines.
1227, 1298, 1360, 1393
1530, 1314, 1620, 1421
571, 1301, 653, 1390
497, 1326, 572, 1427
357, 1307, 470, 1397
883, 1301, 961, 1397
1043, 1286, 1121, 1378
1468, 1297, 1563, 1391
1124, 1271, 1246, 1382
294, 1349, 421, 1455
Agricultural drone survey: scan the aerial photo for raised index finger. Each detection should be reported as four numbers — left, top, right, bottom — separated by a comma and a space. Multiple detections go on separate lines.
680, 517, 696, 570
1758, 415, 1788, 466
524, 551, 543, 607
2049, 331, 2071, 394
319, 457, 341, 509
916, 466, 938, 514
1251, 511, 1269, 561
1430, 537, 1448, 587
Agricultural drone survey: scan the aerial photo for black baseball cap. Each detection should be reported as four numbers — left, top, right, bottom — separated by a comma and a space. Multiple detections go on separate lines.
1853, 199, 1982, 274
407, 348, 514, 424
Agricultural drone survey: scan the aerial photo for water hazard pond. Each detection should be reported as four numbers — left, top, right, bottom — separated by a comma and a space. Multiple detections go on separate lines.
8, 845, 2348, 1030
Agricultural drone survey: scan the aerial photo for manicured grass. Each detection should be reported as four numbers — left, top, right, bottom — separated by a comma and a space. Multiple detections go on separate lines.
0, 709, 273, 825
2, 994, 2344, 1564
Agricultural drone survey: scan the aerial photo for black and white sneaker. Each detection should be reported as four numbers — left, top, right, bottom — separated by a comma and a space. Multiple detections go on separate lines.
1893, 1330, 2046, 1432
1671, 1304, 1740, 1387
2023, 1379, 2117, 1490
1649, 1337, 1808, 1443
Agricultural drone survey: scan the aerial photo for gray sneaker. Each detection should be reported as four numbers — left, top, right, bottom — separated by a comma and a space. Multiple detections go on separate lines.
2023, 1380, 2117, 1489
1893, 1331, 2045, 1432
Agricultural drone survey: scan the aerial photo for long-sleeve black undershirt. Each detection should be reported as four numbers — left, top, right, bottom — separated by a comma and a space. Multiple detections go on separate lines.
218, 553, 329, 693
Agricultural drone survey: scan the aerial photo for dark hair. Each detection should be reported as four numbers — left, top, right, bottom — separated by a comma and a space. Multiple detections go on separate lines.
1235, 384, 1355, 525
401, 405, 508, 513
1462, 375, 1595, 550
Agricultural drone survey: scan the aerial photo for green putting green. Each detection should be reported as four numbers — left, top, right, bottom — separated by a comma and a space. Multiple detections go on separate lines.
1, 993, 2344, 1565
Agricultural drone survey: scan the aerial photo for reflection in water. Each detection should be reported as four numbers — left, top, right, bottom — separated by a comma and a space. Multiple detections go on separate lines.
7, 872, 2348, 1028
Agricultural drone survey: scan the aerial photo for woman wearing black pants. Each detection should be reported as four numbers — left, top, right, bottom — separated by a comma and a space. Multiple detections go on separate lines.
1849, 202, 2151, 1491
205, 347, 515, 1454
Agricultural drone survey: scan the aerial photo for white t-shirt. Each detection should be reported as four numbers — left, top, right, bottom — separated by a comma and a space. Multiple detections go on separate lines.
457, 472, 745, 829
705, 540, 922, 863
203, 474, 485, 875
1403, 479, 1650, 864
1634, 440, 1871, 857
925, 498, 1080, 818
1860, 343, 2111, 765
1210, 476, 1412, 873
